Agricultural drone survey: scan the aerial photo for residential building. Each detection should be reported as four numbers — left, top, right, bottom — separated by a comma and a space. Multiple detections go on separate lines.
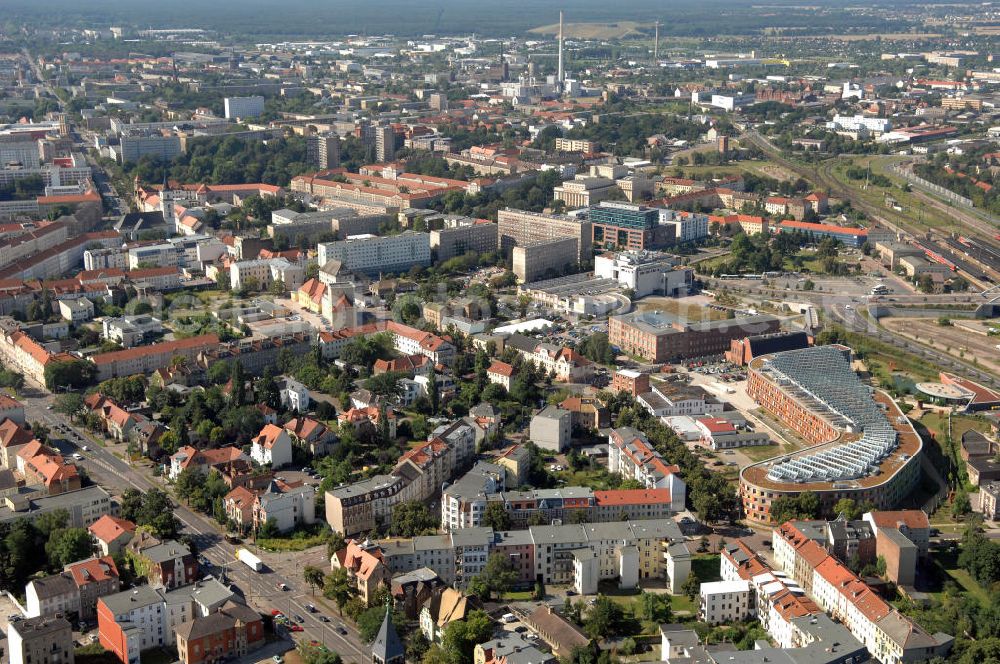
254, 481, 316, 533
89, 515, 136, 556
307, 131, 340, 169
331, 540, 392, 607
250, 424, 294, 469
486, 361, 515, 391
608, 427, 686, 506
8, 616, 75, 664
174, 601, 264, 664
529, 405, 572, 452
419, 587, 470, 644
774, 522, 952, 664
497, 208, 592, 262
89, 334, 220, 381
223, 96, 265, 119
127, 537, 198, 590
318, 231, 431, 276
512, 237, 580, 282
700, 579, 752, 625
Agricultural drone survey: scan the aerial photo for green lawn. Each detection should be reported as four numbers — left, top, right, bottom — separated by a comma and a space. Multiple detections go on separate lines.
943, 566, 989, 604
256, 534, 328, 552
692, 555, 722, 583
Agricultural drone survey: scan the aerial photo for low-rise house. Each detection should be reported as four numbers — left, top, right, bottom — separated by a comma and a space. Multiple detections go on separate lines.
26, 556, 120, 621
174, 601, 264, 664
699, 579, 752, 625
279, 377, 310, 412
331, 540, 391, 606
249, 424, 293, 469
127, 538, 198, 590
89, 515, 137, 556
419, 586, 469, 643
283, 417, 336, 457
168, 446, 247, 480
0, 418, 40, 469
338, 406, 397, 440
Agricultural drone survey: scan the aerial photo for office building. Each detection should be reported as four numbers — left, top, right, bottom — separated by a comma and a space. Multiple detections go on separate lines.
223, 96, 265, 119
741, 346, 923, 523
593, 250, 690, 298
429, 220, 497, 261
609, 310, 780, 363
589, 202, 662, 250
553, 176, 617, 208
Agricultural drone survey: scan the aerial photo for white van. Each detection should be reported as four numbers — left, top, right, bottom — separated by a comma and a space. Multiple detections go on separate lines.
501, 613, 517, 623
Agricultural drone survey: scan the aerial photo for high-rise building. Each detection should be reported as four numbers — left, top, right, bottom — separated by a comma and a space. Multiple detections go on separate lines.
307, 131, 340, 169
496, 208, 592, 261
375, 124, 401, 162
223, 96, 265, 119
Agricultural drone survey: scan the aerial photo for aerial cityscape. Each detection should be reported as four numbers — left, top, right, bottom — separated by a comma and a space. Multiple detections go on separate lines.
0, 1, 998, 664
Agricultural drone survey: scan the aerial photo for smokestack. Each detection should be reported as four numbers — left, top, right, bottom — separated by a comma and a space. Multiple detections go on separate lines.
654, 21, 659, 61
557, 11, 564, 84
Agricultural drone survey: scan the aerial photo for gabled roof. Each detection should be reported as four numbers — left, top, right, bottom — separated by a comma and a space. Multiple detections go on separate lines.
88, 515, 136, 543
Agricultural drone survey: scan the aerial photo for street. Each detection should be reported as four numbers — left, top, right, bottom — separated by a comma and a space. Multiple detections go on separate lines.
19, 389, 369, 663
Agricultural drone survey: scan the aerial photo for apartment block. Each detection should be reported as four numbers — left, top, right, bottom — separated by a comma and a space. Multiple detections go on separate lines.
497, 208, 592, 262
512, 237, 579, 282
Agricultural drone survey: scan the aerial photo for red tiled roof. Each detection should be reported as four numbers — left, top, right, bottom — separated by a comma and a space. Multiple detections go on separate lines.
593, 488, 671, 506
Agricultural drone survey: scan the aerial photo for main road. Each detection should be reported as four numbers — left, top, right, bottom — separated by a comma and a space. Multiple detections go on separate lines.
19, 389, 368, 663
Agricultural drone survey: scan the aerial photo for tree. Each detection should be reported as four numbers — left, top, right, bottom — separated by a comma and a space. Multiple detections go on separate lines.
230, 361, 247, 405
303, 565, 325, 596
257, 519, 280, 539
259, 367, 282, 410
323, 567, 354, 615
44, 359, 96, 390
638, 591, 672, 623
583, 596, 625, 640
45, 528, 95, 568
441, 610, 493, 664
474, 552, 518, 601
53, 393, 85, 419
833, 498, 861, 520
681, 571, 700, 601
427, 366, 440, 415
482, 502, 511, 532
390, 501, 437, 537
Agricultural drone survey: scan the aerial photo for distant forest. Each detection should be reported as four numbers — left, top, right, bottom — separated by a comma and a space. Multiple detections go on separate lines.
0, 0, 947, 38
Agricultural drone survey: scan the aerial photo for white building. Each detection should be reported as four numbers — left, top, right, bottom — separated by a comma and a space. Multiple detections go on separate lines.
279, 377, 310, 412
256, 484, 316, 532
128, 243, 178, 269
59, 298, 94, 324
102, 315, 162, 348
699, 579, 752, 625
658, 210, 709, 243
250, 424, 294, 469
593, 250, 691, 298
826, 115, 891, 135
318, 232, 431, 276
223, 96, 265, 119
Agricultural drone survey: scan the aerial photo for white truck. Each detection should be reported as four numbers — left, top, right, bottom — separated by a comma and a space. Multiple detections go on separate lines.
237, 548, 263, 572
